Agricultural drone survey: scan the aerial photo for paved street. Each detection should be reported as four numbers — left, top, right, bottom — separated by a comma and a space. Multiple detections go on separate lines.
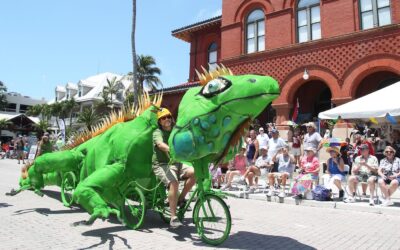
1, 158, 400, 250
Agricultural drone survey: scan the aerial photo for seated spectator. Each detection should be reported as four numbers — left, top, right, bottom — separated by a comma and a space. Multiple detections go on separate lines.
209, 163, 222, 189
221, 145, 248, 190
291, 147, 320, 199
267, 145, 295, 198
243, 146, 271, 192
345, 144, 378, 205
325, 147, 346, 200
377, 146, 400, 206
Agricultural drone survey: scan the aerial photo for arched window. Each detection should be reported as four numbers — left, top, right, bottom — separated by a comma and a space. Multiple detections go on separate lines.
360, 0, 391, 30
297, 0, 321, 43
246, 9, 265, 54
208, 42, 218, 71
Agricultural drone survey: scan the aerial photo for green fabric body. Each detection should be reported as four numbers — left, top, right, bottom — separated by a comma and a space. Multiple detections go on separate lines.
17, 73, 280, 222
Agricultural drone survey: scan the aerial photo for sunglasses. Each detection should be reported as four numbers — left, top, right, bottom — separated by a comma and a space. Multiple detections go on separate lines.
385, 151, 394, 154
160, 116, 172, 121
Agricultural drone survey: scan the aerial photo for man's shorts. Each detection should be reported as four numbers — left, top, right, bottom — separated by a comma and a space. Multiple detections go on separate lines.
152, 162, 192, 186
356, 174, 376, 183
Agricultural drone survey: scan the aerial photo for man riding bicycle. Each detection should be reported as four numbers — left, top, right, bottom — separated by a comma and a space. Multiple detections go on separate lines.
152, 108, 196, 228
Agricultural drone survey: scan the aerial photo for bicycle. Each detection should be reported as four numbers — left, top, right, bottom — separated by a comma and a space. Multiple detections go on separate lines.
120, 167, 232, 245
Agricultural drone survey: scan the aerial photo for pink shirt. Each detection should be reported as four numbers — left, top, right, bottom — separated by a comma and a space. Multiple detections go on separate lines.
300, 156, 319, 175
233, 154, 247, 175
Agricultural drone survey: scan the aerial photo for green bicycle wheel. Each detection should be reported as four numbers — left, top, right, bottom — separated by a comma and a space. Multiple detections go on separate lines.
61, 172, 77, 207
193, 194, 231, 245
122, 186, 146, 230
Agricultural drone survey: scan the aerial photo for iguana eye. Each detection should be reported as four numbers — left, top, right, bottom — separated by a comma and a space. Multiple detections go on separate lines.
201, 78, 230, 96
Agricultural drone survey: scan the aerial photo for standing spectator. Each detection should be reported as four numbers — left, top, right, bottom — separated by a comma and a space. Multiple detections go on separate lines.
267, 129, 287, 172
15, 136, 25, 164
9, 139, 15, 159
246, 130, 259, 164
221, 145, 248, 191
55, 136, 65, 151
345, 144, 378, 205
390, 130, 400, 158
257, 127, 269, 149
291, 128, 302, 168
378, 146, 400, 206
291, 147, 320, 199
267, 145, 295, 198
325, 147, 346, 200
374, 134, 388, 162
23, 142, 29, 159
353, 134, 375, 157
303, 122, 323, 156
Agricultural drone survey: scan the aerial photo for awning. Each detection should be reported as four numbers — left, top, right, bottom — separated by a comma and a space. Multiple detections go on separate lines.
319, 81, 400, 120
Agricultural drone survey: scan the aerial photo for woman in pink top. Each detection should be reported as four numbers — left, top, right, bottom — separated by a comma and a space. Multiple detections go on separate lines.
291, 147, 320, 199
221, 145, 248, 190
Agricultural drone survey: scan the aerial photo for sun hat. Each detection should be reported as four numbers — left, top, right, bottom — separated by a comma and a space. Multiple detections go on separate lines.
326, 146, 340, 155
260, 146, 268, 151
306, 122, 316, 129
304, 147, 316, 153
157, 108, 172, 120
241, 144, 247, 150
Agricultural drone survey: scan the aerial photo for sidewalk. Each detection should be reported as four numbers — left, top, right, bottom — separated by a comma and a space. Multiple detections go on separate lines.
222, 187, 400, 216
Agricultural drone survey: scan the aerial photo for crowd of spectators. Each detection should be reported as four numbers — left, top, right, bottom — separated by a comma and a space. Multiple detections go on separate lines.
215, 122, 400, 207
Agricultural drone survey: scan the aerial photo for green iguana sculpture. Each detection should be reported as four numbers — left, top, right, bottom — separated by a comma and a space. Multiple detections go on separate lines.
12, 66, 280, 225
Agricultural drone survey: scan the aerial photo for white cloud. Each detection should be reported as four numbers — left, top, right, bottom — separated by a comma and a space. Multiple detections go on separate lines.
195, 8, 222, 22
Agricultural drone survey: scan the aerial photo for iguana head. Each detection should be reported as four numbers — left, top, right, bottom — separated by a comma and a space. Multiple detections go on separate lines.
169, 69, 280, 164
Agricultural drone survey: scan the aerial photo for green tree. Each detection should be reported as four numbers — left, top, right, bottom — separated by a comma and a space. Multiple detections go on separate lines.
0, 118, 12, 137
94, 89, 112, 114
0, 81, 7, 110
34, 119, 49, 133
50, 102, 63, 129
26, 104, 42, 117
131, 0, 138, 107
62, 98, 78, 130
78, 107, 101, 131
124, 55, 162, 94
103, 76, 120, 103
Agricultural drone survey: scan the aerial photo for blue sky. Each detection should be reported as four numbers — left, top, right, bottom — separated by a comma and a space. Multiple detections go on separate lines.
0, 0, 222, 100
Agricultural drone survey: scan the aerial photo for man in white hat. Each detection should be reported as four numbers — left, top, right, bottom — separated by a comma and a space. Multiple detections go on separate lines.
257, 127, 269, 149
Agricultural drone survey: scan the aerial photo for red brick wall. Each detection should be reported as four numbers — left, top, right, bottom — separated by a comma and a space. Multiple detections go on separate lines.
188, 26, 221, 81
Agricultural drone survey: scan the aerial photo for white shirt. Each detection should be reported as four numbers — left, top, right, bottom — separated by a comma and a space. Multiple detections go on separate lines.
257, 133, 269, 148
267, 137, 287, 158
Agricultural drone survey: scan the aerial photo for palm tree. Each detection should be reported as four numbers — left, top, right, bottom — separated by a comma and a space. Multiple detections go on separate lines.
94, 89, 112, 114
132, 0, 138, 107
124, 55, 162, 94
137, 55, 162, 92
103, 76, 120, 108
50, 102, 63, 129
34, 119, 49, 133
26, 104, 42, 117
0, 81, 7, 111
0, 118, 12, 137
78, 107, 101, 131
62, 98, 78, 130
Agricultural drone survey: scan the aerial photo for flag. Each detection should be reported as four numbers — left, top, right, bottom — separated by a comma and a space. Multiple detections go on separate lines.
292, 98, 299, 122
369, 117, 378, 124
386, 114, 397, 125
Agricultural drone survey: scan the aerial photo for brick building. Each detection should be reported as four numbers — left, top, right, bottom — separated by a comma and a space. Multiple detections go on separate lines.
163, 0, 400, 126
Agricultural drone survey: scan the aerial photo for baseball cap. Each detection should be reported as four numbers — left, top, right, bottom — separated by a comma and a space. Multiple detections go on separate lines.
360, 144, 369, 150
271, 129, 279, 134
260, 146, 268, 151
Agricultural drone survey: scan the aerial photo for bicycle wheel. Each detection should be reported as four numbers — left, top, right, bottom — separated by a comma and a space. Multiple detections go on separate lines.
193, 194, 231, 245
122, 186, 146, 230
61, 172, 76, 207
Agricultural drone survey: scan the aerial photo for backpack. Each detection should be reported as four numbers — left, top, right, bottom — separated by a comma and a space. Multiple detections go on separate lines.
312, 185, 332, 201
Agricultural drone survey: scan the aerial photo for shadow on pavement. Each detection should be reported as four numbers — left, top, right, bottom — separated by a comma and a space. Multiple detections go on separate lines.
0, 202, 13, 208
79, 226, 132, 250
213, 231, 317, 249
13, 207, 85, 216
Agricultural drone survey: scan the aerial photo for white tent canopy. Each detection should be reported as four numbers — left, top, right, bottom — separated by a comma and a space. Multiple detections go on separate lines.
319, 81, 400, 120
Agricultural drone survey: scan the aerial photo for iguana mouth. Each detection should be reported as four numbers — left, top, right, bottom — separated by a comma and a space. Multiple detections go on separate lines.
215, 117, 252, 164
